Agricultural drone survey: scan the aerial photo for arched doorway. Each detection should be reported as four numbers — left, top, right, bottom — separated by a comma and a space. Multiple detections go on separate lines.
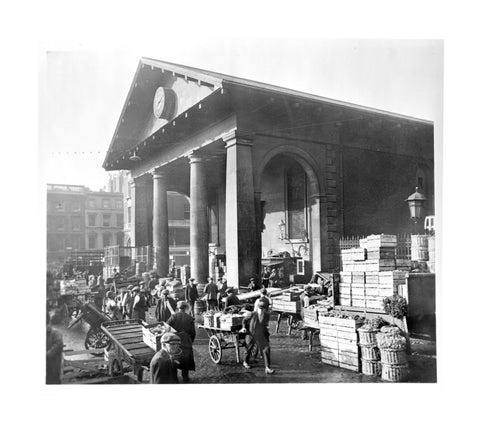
258, 151, 323, 283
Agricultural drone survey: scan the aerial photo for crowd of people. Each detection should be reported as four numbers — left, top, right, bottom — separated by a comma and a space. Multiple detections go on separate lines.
47, 267, 281, 384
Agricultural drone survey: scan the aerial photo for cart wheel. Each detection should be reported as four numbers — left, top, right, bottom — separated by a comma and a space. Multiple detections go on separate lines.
290, 317, 301, 330
208, 335, 222, 364
85, 328, 110, 350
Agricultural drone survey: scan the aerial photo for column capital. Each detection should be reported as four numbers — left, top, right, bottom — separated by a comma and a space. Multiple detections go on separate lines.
188, 152, 206, 165
151, 166, 167, 179
222, 130, 254, 149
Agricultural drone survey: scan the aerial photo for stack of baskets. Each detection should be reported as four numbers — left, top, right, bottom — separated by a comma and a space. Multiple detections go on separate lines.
377, 326, 409, 382
357, 327, 381, 376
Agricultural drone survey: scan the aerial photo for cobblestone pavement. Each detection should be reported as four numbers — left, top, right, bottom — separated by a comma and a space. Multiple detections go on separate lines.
56, 306, 436, 384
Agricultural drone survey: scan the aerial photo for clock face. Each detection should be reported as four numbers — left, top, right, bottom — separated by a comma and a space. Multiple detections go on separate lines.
153, 87, 167, 119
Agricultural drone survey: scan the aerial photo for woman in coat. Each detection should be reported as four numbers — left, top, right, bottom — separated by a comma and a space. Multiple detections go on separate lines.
248, 299, 275, 374
166, 301, 196, 382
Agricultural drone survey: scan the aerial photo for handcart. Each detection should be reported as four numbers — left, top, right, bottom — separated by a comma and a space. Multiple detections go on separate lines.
272, 311, 302, 335
198, 325, 257, 364
67, 301, 111, 350
101, 319, 156, 381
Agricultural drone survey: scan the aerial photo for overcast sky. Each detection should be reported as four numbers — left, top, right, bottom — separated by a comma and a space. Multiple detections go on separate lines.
38, 39, 442, 191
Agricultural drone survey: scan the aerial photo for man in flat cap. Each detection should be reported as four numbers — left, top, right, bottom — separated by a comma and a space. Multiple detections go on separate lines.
149, 332, 181, 384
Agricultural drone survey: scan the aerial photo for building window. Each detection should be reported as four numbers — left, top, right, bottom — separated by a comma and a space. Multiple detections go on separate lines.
88, 199, 96, 208
72, 216, 81, 231
88, 234, 97, 249
169, 227, 190, 246
183, 203, 190, 220
88, 214, 96, 226
286, 165, 307, 240
103, 232, 111, 247
72, 202, 81, 212
102, 199, 110, 209
115, 200, 123, 209
56, 202, 64, 211
116, 213, 124, 227
103, 214, 111, 227
127, 207, 132, 224
116, 232, 123, 246
57, 216, 66, 231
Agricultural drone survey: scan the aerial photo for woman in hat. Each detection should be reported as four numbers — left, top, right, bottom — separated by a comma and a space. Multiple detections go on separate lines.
246, 299, 275, 374
166, 301, 196, 382
155, 288, 177, 323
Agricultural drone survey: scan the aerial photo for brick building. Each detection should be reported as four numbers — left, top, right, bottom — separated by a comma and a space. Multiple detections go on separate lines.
46, 183, 124, 270
103, 58, 434, 287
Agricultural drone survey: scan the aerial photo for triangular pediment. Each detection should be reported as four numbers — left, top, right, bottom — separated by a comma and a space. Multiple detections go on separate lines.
104, 58, 222, 167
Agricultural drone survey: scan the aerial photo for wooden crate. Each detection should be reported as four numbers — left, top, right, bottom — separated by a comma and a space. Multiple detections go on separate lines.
339, 297, 352, 307
142, 326, 162, 351
367, 247, 396, 261
378, 270, 407, 285
365, 272, 380, 284
303, 316, 320, 329
360, 234, 397, 249
351, 272, 366, 283
340, 272, 352, 283
271, 299, 301, 313
339, 283, 352, 293
303, 308, 319, 321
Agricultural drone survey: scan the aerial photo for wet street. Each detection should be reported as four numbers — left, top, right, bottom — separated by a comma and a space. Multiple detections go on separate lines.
56, 306, 436, 384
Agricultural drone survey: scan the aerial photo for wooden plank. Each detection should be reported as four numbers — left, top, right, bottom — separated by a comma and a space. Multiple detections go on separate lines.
123, 342, 150, 351
115, 336, 142, 344
107, 325, 142, 333
63, 349, 104, 356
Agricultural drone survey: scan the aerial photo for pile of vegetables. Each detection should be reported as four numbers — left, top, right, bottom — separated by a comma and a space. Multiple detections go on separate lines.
383, 295, 407, 319
377, 326, 406, 349
149, 323, 171, 336
359, 316, 389, 331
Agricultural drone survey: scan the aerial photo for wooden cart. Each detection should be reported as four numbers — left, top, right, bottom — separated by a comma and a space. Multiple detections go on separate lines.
67, 300, 111, 350
272, 311, 302, 335
101, 319, 155, 381
198, 325, 257, 365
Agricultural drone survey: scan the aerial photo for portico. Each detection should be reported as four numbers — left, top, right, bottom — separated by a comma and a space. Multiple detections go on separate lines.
103, 58, 434, 288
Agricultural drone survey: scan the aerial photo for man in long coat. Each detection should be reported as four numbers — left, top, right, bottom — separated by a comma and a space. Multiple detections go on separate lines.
166, 301, 196, 382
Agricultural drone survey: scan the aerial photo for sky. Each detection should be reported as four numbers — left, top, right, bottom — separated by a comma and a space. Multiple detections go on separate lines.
38, 39, 443, 191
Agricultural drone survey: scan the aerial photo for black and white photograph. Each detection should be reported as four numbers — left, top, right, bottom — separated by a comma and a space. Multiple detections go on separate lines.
42, 43, 440, 385
4, 1, 479, 432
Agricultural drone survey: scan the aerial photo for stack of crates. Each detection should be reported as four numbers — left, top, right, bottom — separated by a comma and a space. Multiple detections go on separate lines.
339, 234, 407, 310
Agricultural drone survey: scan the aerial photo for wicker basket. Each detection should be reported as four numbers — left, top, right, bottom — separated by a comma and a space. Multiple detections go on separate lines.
381, 363, 409, 382
359, 344, 380, 361
379, 348, 407, 365
357, 328, 378, 345
361, 359, 381, 376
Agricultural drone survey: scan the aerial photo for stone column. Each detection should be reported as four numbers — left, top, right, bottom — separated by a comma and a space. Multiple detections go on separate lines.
130, 176, 149, 247
189, 154, 209, 283
224, 131, 259, 288
152, 167, 169, 276
310, 194, 322, 273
